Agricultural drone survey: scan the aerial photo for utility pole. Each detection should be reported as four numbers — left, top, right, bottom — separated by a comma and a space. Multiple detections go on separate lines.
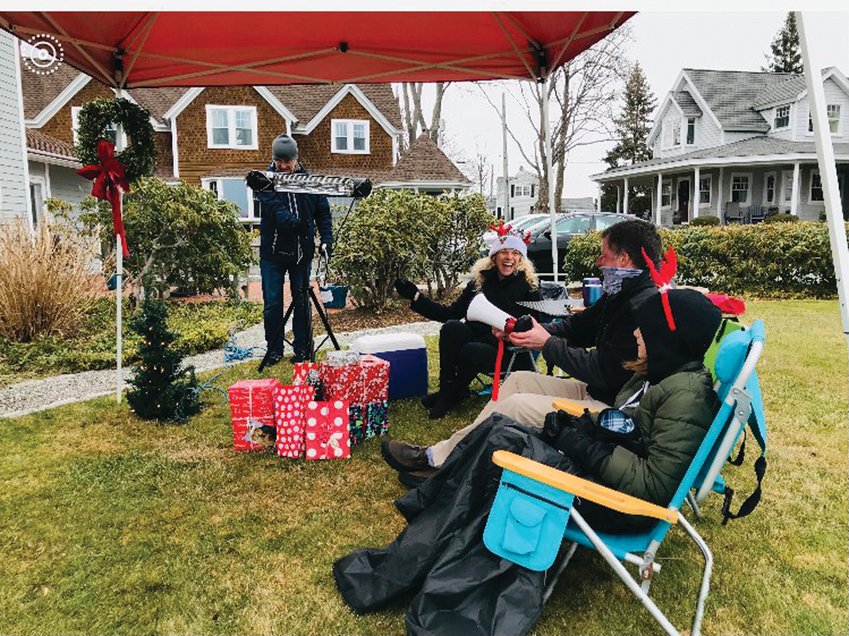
502, 92, 510, 221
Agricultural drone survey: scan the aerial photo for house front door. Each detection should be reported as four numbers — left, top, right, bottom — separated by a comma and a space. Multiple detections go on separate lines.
677, 180, 690, 223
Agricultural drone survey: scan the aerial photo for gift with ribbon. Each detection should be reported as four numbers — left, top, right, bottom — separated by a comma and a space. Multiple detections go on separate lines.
292, 361, 320, 385
304, 399, 351, 460
227, 378, 281, 451
273, 384, 316, 458
76, 140, 131, 258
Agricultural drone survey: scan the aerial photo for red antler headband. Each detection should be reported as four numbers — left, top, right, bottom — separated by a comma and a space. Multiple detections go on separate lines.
641, 246, 678, 331
488, 220, 512, 237
487, 220, 532, 245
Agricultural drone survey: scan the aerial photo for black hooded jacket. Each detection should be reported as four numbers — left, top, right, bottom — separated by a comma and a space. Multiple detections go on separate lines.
541, 271, 656, 404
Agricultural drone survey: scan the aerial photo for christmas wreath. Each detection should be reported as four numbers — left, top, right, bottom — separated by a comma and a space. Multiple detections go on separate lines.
74, 97, 156, 182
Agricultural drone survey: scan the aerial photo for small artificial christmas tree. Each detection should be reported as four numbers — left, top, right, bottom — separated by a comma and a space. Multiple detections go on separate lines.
127, 299, 201, 421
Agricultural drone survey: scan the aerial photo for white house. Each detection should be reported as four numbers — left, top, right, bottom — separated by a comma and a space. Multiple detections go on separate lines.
592, 67, 849, 225
495, 166, 595, 219
0, 31, 31, 228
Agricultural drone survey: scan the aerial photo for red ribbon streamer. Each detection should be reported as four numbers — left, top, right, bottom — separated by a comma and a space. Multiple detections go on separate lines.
491, 317, 517, 401
77, 140, 130, 258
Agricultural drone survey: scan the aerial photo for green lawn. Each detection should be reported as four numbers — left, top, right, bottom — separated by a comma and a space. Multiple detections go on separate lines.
1, 299, 846, 635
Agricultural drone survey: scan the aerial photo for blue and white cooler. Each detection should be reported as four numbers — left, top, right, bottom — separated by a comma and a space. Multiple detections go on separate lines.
350, 333, 428, 401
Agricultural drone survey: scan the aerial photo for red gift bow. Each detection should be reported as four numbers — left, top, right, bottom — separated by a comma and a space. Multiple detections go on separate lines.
642, 246, 678, 331
77, 140, 130, 258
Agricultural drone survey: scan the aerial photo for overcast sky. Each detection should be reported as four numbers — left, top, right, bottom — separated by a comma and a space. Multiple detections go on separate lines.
428, 11, 849, 199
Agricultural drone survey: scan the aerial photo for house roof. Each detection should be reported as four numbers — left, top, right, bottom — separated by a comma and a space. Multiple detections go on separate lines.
265, 83, 402, 130
383, 134, 470, 185
129, 87, 191, 122
20, 62, 82, 120
26, 128, 78, 160
684, 68, 799, 131
598, 135, 849, 178
670, 90, 702, 117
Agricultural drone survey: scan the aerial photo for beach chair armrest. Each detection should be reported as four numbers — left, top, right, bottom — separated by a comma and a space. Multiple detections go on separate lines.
551, 398, 601, 416
493, 450, 678, 524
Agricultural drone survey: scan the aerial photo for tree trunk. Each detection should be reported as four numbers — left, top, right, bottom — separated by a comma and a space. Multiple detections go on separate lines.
402, 83, 415, 149
429, 82, 447, 145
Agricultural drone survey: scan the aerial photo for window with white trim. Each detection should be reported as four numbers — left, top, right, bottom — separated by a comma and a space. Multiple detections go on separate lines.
71, 106, 123, 146
686, 118, 696, 145
809, 170, 824, 202
661, 180, 672, 207
331, 119, 370, 154
203, 177, 254, 219
773, 104, 790, 130
205, 106, 257, 149
764, 172, 777, 205
514, 185, 532, 197
730, 174, 751, 204
781, 170, 794, 204
699, 175, 711, 205
808, 104, 841, 134
671, 118, 681, 146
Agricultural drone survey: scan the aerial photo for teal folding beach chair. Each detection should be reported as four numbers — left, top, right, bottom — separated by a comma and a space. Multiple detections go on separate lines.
483, 320, 767, 636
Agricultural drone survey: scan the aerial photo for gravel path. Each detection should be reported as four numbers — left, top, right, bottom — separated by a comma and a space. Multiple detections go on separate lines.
0, 321, 441, 419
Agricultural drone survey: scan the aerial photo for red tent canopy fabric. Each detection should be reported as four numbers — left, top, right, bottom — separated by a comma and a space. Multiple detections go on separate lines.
0, 11, 634, 88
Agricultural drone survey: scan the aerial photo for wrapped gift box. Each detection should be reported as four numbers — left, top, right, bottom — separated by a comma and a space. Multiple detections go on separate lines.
228, 378, 281, 452
292, 361, 320, 386
304, 399, 351, 460
361, 354, 390, 403
348, 404, 366, 447
366, 400, 390, 438
273, 384, 315, 458
320, 357, 364, 404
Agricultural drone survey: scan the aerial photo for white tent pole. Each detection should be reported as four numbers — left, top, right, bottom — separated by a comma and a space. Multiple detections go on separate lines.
114, 86, 125, 402
543, 75, 559, 282
797, 12, 849, 339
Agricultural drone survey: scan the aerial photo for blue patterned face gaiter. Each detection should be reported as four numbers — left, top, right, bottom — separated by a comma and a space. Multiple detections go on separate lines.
601, 267, 643, 296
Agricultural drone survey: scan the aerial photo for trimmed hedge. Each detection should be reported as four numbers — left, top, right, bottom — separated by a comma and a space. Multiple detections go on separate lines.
563, 222, 846, 298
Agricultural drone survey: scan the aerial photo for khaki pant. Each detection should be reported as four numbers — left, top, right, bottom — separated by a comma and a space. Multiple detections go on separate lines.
429, 371, 610, 467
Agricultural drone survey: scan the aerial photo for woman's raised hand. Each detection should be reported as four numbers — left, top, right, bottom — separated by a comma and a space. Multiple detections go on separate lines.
394, 278, 419, 300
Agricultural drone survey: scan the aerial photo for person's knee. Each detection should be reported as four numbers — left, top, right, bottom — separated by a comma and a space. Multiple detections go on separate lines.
501, 371, 536, 393
493, 394, 548, 429
440, 319, 467, 338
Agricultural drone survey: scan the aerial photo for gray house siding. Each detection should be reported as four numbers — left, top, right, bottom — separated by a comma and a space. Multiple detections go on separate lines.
0, 31, 29, 226
48, 164, 89, 208
791, 78, 849, 142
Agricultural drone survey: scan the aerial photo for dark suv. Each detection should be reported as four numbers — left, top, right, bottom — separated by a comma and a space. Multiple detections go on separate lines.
526, 212, 631, 276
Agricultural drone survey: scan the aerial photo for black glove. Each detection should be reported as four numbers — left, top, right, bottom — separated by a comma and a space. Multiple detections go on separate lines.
553, 426, 615, 476
541, 408, 594, 444
246, 170, 273, 192
394, 278, 418, 300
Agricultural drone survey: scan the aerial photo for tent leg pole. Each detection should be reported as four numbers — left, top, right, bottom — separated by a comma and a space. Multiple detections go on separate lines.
543, 76, 559, 282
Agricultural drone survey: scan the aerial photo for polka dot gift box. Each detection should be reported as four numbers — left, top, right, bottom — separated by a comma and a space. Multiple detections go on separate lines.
304, 399, 351, 461
273, 384, 316, 458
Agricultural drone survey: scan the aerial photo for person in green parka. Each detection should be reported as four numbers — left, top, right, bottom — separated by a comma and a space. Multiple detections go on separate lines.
546, 287, 723, 532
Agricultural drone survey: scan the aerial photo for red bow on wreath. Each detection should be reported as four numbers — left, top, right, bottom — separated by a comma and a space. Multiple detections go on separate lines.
642, 246, 678, 331
77, 140, 130, 258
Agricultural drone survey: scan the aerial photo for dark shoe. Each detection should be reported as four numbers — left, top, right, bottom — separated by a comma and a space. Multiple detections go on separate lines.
398, 467, 438, 489
380, 439, 430, 472
289, 353, 309, 364
265, 352, 284, 366
428, 388, 469, 419
420, 392, 441, 409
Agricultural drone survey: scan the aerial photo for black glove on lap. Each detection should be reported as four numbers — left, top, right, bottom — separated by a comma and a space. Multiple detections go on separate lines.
553, 424, 615, 476
394, 278, 418, 300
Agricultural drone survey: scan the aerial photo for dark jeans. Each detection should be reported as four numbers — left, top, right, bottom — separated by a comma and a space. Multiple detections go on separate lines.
438, 320, 533, 395
260, 258, 312, 358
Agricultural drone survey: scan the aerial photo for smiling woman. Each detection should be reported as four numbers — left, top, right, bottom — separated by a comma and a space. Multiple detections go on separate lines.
393, 221, 541, 419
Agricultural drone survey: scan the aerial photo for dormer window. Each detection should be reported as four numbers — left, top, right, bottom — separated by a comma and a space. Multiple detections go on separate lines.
671, 118, 681, 146
686, 118, 696, 145
774, 105, 791, 130
332, 119, 370, 154
206, 106, 257, 150
808, 104, 841, 134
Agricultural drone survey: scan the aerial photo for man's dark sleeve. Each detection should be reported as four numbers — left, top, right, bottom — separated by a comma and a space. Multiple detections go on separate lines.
258, 190, 300, 231
562, 301, 602, 349
540, 325, 636, 393
410, 280, 476, 322
314, 194, 333, 246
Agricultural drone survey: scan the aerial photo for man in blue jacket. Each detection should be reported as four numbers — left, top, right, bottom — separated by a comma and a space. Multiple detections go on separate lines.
254, 134, 332, 364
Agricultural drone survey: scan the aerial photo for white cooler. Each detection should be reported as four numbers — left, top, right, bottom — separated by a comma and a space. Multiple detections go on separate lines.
350, 333, 428, 401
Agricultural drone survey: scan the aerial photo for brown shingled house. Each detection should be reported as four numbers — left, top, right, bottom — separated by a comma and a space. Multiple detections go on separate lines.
18, 61, 470, 227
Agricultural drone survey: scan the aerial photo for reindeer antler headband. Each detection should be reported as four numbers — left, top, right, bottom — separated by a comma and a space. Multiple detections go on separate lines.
642, 246, 678, 331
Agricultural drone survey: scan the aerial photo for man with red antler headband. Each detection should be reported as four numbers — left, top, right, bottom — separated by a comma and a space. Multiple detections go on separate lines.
384, 219, 664, 485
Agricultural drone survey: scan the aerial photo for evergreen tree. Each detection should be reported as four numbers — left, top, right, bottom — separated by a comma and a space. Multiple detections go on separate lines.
602, 63, 657, 217
762, 13, 803, 74
127, 299, 201, 421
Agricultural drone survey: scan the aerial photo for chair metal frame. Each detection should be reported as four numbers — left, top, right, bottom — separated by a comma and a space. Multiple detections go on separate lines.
484, 320, 766, 636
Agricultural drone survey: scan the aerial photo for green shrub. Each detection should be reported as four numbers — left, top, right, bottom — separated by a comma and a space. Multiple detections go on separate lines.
763, 213, 799, 224
690, 216, 721, 226
563, 222, 847, 298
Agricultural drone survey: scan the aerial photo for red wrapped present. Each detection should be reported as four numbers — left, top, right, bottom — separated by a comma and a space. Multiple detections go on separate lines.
304, 399, 351, 460
273, 384, 315, 458
228, 379, 281, 452
320, 359, 364, 403
292, 361, 320, 385
361, 354, 390, 403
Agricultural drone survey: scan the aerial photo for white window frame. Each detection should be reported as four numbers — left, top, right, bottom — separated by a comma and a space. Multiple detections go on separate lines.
205, 105, 258, 150
698, 174, 712, 206
331, 118, 370, 154
773, 104, 791, 130
730, 172, 752, 206
671, 118, 681, 146
201, 177, 257, 221
515, 185, 532, 197
763, 171, 778, 206
807, 104, 842, 135
781, 170, 794, 205
660, 179, 672, 208
686, 117, 696, 145
809, 169, 825, 203
71, 105, 127, 147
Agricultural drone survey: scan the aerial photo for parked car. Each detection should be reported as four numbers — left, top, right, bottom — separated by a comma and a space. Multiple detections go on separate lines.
526, 211, 632, 276
481, 213, 565, 256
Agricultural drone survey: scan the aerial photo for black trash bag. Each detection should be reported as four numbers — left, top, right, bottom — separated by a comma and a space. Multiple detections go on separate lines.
333, 413, 578, 636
